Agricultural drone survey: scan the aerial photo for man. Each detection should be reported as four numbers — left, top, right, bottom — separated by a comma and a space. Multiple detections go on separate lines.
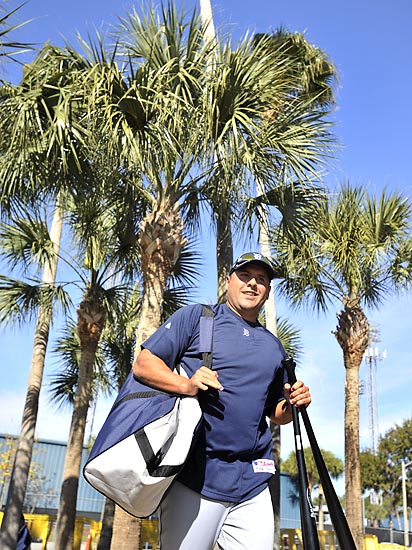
16, 514, 31, 550
133, 252, 311, 550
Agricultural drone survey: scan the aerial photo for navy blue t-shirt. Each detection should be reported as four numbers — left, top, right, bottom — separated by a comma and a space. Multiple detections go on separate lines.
142, 303, 287, 503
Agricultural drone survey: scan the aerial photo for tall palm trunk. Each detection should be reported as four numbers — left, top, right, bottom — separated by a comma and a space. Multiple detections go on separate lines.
0, 206, 63, 550
216, 212, 233, 302
199, 0, 233, 305
260, 217, 282, 549
199, 0, 216, 41
334, 304, 369, 550
110, 207, 185, 550
55, 296, 107, 550
97, 498, 116, 550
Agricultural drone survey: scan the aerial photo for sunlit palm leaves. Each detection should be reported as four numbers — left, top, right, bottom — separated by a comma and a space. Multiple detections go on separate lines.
0, 3, 33, 63
274, 184, 412, 312
270, 182, 412, 546
0, 45, 95, 208
48, 320, 110, 409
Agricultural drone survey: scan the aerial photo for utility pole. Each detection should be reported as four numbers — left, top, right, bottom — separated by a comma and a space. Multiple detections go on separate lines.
364, 328, 386, 454
402, 459, 412, 548
363, 328, 386, 512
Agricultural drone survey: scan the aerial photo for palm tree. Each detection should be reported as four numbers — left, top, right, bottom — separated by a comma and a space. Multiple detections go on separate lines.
0, 173, 145, 548
0, 42, 107, 548
198, 7, 338, 546
103, 4, 213, 340
197, 27, 337, 300
0, 207, 72, 549
82, 4, 337, 546
272, 183, 412, 548
47, 245, 201, 549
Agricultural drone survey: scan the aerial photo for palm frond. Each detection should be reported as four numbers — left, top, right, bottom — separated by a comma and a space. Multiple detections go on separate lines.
0, 276, 71, 325
168, 239, 203, 289
271, 183, 412, 313
0, 3, 34, 61
101, 333, 135, 389
276, 316, 304, 361
48, 320, 110, 409
0, 213, 56, 274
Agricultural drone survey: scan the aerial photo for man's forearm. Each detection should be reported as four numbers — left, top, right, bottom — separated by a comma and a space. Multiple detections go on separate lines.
133, 348, 191, 395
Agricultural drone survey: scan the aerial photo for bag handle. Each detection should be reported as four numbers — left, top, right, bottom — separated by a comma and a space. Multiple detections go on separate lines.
114, 305, 215, 407
199, 304, 214, 369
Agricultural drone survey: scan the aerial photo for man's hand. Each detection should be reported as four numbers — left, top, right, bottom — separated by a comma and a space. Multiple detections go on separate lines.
283, 380, 311, 408
186, 366, 224, 396
271, 380, 311, 425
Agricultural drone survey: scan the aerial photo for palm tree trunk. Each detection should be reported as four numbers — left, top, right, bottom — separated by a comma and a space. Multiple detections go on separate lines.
97, 498, 115, 550
136, 209, 185, 346
111, 207, 185, 550
335, 305, 369, 550
259, 199, 281, 550
344, 360, 363, 549
0, 206, 63, 550
55, 297, 106, 550
216, 212, 233, 302
199, 0, 216, 41
199, 0, 233, 305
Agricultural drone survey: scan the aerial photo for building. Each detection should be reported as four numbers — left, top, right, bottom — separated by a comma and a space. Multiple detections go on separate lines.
0, 433, 301, 527
0, 434, 103, 519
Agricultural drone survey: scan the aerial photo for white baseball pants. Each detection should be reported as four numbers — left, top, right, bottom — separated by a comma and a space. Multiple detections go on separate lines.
159, 482, 274, 550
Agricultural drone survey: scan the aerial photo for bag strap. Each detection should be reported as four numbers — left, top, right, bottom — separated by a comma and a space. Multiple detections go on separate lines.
199, 304, 214, 369
116, 305, 215, 408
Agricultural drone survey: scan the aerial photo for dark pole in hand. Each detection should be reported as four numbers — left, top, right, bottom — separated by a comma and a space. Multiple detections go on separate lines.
282, 356, 356, 550
282, 357, 320, 550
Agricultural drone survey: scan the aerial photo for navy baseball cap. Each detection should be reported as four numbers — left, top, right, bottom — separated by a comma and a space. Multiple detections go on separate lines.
229, 252, 275, 280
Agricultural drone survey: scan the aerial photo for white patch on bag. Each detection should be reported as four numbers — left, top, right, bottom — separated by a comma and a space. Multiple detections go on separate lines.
252, 459, 276, 474
84, 394, 202, 517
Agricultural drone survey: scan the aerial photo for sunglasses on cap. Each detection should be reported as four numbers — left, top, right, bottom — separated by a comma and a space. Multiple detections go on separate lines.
229, 252, 275, 280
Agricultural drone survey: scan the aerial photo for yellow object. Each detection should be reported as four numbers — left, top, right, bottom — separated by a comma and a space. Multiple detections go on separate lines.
1, 512, 407, 550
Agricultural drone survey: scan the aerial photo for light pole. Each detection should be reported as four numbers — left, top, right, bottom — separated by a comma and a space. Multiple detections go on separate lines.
364, 345, 386, 453
402, 459, 412, 547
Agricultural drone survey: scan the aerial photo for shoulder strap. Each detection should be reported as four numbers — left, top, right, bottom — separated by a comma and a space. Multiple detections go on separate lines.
199, 304, 214, 369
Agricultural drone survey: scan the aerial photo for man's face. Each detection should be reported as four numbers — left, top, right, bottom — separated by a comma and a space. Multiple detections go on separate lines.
225, 263, 271, 321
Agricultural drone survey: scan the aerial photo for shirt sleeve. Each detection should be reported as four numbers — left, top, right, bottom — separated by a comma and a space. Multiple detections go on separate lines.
141, 303, 203, 369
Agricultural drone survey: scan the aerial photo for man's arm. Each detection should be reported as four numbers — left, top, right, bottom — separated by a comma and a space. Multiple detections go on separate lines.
269, 380, 311, 425
133, 348, 223, 396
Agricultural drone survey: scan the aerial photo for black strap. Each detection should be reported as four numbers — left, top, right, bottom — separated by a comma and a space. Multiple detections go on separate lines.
200, 304, 214, 369
114, 305, 215, 411
135, 428, 183, 477
136, 304, 215, 476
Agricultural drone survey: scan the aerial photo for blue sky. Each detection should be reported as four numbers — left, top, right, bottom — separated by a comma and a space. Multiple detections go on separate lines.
1, 0, 412, 492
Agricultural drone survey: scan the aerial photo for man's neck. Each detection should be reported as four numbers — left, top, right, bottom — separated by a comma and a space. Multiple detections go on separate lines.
225, 302, 258, 323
